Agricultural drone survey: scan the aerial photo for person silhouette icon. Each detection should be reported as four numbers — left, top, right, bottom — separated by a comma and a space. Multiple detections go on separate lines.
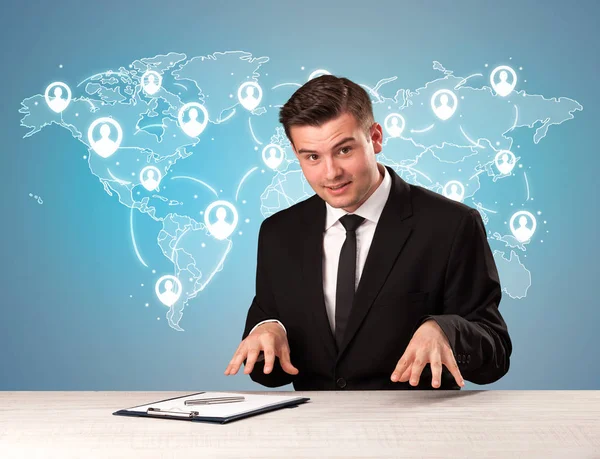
443, 180, 465, 202
265, 147, 283, 169
437, 95, 453, 119
141, 70, 162, 95
155, 275, 182, 307
448, 184, 462, 201
50, 87, 69, 113
87, 117, 123, 158
494, 149, 516, 175
237, 82, 263, 111
513, 216, 533, 242
490, 66, 517, 97
44, 81, 72, 113
388, 117, 402, 137
262, 143, 285, 170
184, 108, 203, 133
144, 74, 159, 94
499, 153, 512, 174
93, 124, 118, 156
204, 200, 238, 240
160, 280, 179, 306
178, 103, 209, 137
143, 170, 159, 190
431, 90, 458, 121
495, 71, 513, 96
509, 210, 536, 243
243, 86, 258, 105
140, 166, 162, 191
383, 113, 405, 138
210, 207, 234, 238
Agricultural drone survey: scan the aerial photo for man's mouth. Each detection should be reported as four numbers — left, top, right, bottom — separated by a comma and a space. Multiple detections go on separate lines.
326, 181, 350, 190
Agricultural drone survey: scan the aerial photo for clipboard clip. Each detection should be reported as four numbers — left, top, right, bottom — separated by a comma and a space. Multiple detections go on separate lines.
147, 407, 199, 418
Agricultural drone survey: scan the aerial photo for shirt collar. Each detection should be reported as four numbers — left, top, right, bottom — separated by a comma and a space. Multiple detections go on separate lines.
325, 163, 391, 231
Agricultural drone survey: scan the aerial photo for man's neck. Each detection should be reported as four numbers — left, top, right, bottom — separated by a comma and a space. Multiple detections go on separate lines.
342, 163, 384, 213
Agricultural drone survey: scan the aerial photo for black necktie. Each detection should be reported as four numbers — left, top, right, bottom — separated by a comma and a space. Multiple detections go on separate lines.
335, 214, 365, 350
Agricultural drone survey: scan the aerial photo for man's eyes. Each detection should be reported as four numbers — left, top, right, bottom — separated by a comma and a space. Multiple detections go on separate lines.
307, 147, 352, 161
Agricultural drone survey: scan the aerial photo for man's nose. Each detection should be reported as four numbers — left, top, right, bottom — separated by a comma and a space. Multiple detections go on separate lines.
324, 158, 343, 181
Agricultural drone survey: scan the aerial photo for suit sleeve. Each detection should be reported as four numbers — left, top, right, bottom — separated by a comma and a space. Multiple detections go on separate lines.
413, 208, 512, 385
241, 220, 296, 388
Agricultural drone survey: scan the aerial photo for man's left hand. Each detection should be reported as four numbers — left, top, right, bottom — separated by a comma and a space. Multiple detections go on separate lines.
391, 319, 465, 388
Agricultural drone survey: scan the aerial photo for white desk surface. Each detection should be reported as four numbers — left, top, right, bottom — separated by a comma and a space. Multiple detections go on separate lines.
1, 391, 599, 458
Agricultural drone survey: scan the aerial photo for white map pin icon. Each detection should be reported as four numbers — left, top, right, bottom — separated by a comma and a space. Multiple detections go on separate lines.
490, 66, 517, 97
509, 211, 536, 243
262, 143, 284, 170
141, 70, 162, 95
431, 89, 458, 121
44, 81, 72, 113
87, 117, 123, 158
178, 102, 209, 137
384, 113, 405, 138
494, 150, 516, 175
443, 180, 465, 202
237, 81, 263, 111
140, 165, 162, 191
204, 200, 238, 241
308, 69, 331, 80
155, 275, 182, 307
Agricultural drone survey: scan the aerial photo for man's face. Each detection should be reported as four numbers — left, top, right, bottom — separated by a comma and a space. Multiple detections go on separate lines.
290, 112, 383, 213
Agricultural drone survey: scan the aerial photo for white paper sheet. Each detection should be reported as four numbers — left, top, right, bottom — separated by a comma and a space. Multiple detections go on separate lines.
123, 392, 308, 419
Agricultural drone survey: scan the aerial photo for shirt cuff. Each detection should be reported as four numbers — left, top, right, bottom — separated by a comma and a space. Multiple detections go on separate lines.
249, 319, 287, 336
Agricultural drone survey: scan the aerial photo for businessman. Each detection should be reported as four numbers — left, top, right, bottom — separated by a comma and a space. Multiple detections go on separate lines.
224, 75, 512, 390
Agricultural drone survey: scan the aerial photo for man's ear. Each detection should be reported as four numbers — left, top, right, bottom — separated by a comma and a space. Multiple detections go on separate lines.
371, 123, 383, 154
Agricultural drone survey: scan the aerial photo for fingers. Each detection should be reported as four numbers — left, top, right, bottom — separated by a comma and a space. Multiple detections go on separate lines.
444, 349, 465, 387
429, 359, 443, 388
392, 353, 428, 386
261, 348, 276, 374
278, 347, 300, 375
225, 331, 299, 377
392, 348, 456, 389
391, 356, 411, 382
243, 348, 261, 374
408, 355, 427, 386
398, 366, 411, 383
262, 343, 299, 375
224, 345, 247, 376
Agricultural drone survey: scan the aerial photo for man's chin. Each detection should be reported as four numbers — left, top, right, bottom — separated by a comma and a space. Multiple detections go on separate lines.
322, 195, 358, 209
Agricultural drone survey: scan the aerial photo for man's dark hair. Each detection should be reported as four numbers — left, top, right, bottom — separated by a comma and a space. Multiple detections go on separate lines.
278, 75, 375, 147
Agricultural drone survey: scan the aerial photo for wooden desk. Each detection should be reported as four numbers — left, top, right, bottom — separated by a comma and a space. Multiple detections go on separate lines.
1, 391, 599, 458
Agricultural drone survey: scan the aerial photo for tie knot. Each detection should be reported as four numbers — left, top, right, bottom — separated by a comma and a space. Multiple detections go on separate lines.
339, 214, 365, 232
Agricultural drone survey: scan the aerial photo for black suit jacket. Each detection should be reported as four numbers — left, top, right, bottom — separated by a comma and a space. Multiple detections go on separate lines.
242, 165, 512, 390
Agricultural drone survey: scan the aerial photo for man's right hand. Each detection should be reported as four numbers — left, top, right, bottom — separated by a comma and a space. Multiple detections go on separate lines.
224, 322, 300, 376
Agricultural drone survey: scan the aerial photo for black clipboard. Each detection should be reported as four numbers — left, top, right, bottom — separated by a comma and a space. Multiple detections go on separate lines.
113, 392, 311, 424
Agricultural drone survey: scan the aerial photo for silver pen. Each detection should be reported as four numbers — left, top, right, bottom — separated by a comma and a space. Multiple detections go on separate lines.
184, 396, 246, 406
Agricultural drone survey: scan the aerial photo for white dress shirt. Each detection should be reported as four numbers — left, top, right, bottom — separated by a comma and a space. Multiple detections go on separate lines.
249, 163, 392, 337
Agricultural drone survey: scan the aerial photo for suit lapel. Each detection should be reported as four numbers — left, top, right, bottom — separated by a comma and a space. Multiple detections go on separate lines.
336, 167, 414, 360
301, 195, 338, 361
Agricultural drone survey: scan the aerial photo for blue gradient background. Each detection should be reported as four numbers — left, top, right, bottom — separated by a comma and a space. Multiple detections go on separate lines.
1, 0, 598, 390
